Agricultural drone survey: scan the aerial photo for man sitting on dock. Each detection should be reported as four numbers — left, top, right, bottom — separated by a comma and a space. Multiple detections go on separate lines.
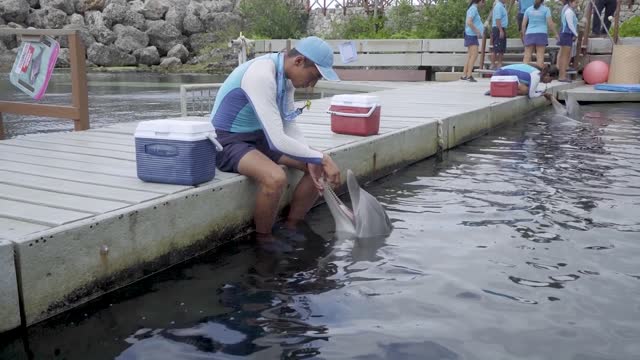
489, 63, 559, 98
210, 36, 341, 247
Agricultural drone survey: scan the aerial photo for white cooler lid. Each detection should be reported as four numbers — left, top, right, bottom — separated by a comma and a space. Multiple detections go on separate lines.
331, 94, 380, 107
491, 75, 519, 82
135, 119, 214, 141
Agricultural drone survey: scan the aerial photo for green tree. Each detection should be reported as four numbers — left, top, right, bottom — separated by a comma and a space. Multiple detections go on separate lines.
329, 14, 389, 39
386, 0, 420, 35
619, 16, 640, 37
417, 0, 470, 38
239, 0, 308, 39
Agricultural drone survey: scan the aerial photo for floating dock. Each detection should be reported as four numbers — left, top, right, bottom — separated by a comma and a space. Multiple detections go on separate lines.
559, 85, 640, 102
0, 79, 582, 332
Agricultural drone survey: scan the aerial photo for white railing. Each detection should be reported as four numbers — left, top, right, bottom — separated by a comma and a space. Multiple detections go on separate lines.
179, 83, 222, 117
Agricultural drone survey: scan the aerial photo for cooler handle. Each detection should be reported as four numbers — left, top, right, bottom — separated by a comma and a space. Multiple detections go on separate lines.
206, 134, 224, 151
326, 104, 377, 118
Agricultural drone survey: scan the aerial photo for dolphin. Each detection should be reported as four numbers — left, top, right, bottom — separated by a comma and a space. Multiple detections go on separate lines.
550, 94, 581, 125
322, 169, 393, 238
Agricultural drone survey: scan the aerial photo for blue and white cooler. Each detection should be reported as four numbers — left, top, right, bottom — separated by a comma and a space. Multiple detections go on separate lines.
135, 120, 223, 186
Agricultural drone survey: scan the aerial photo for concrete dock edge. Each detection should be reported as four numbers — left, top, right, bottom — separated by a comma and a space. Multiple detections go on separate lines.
0, 239, 21, 333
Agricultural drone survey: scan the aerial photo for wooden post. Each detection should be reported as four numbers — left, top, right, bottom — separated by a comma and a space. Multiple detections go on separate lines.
69, 32, 89, 131
580, 0, 593, 64
612, 0, 622, 44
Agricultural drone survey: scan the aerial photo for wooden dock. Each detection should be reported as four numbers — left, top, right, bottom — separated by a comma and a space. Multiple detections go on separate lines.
0, 79, 582, 332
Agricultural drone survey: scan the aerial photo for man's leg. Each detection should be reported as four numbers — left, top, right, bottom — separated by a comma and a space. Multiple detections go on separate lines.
517, 83, 529, 96
592, 0, 606, 35
237, 150, 288, 236
603, 0, 616, 34
278, 155, 320, 228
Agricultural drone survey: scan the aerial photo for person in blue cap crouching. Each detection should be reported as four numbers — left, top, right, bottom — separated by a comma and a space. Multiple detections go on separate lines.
210, 36, 342, 247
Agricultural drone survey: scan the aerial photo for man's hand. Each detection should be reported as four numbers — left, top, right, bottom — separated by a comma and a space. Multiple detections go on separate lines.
322, 154, 341, 188
542, 92, 553, 101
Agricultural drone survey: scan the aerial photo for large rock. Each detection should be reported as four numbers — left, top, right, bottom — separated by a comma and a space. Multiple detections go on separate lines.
145, 20, 182, 55
40, 0, 75, 15
58, 23, 95, 48
141, 0, 169, 20
26, 7, 68, 29
165, 7, 184, 33
167, 43, 188, 63
87, 42, 136, 66
122, 11, 145, 30
0, 40, 6, 50
128, 0, 143, 13
0, 0, 30, 23
74, 0, 105, 13
182, 13, 202, 35
68, 13, 84, 25
113, 24, 148, 53
188, 32, 220, 54
102, 3, 126, 27
133, 45, 159, 65
91, 25, 115, 45
0, 23, 23, 49
201, 12, 241, 34
26, 0, 38, 7
159, 56, 181, 68
85, 10, 115, 44
203, 0, 234, 13
55, 47, 70, 67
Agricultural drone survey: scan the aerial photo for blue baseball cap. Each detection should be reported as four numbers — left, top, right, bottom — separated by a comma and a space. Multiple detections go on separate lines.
294, 36, 340, 81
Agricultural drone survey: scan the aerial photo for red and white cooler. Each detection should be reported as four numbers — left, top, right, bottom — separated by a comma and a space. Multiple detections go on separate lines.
327, 94, 381, 136
490, 75, 519, 97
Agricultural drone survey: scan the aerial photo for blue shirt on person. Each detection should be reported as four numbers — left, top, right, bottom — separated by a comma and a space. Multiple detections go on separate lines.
494, 63, 543, 98
492, 1, 509, 28
524, 5, 551, 34
519, 0, 535, 14
465, 4, 484, 36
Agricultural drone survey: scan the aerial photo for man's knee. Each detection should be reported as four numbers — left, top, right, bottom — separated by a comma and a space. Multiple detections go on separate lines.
260, 168, 288, 194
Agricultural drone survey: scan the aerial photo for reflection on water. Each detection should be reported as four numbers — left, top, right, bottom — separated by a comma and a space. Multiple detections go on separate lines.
1, 103, 639, 359
0, 72, 349, 138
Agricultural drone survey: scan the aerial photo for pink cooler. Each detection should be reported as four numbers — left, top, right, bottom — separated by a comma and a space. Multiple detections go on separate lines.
490, 75, 519, 97
327, 95, 381, 136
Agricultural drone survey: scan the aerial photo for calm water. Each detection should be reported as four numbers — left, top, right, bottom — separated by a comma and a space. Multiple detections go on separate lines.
0, 72, 348, 138
1, 103, 639, 359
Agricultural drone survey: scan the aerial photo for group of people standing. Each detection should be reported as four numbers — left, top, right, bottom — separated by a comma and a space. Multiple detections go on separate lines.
461, 0, 579, 84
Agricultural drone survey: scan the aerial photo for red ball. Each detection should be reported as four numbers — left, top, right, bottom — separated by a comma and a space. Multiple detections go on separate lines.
583, 60, 609, 85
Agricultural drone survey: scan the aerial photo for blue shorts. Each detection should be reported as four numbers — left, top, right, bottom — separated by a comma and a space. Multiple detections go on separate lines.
214, 129, 283, 173
492, 27, 507, 53
557, 32, 574, 47
464, 34, 479, 47
524, 33, 548, 47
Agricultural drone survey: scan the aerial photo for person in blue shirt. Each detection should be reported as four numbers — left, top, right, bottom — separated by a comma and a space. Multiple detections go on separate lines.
462, 0, 486, 82
517, 0, 535, 33
490, 63, 559, 98
522, 0, 559, 68
210, 36, 341, 245
491, 0, 509, 69
557, 0, 578, 82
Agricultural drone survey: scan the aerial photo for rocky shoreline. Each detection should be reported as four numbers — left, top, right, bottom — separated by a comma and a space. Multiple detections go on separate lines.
0, 0, 244, 72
